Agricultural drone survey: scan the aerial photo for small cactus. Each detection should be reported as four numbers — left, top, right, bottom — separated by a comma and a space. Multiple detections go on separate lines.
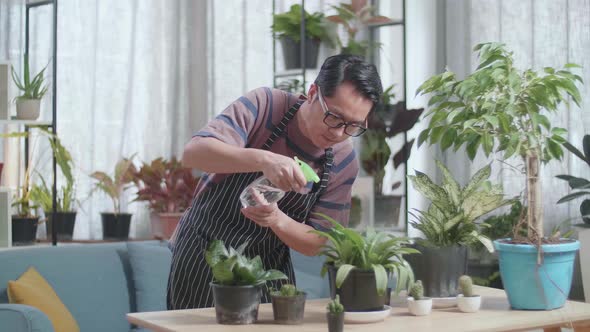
327, 295, 344, 313
459, 275, 474, 297
279, 284, 299, 297
409, 280, 424, 300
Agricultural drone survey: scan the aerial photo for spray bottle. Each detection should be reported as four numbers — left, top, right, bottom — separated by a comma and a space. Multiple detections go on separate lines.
239, 157, 320, 208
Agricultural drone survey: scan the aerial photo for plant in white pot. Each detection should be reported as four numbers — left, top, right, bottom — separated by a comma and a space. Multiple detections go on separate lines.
407, 280, 431, 316
407, 160, 511, 299
457, 275, 481, 313
205, 239, 288, 325
11, 54, 48, 120
312, 213, 418, 312
416, 42, 583, 310
90, 156, 137, 240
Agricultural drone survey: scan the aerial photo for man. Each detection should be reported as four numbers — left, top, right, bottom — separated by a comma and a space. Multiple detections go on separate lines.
167, 54, 383, 309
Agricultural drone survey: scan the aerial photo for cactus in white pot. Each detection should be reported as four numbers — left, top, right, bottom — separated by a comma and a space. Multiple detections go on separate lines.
407, 280, 432, 316
457, 275, 481, 313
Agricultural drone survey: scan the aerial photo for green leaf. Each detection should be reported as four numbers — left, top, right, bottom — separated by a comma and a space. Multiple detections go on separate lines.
463, 163, 492, 198
335, 264, 356, 288
531, 113, 550, 130
466, 136, 481, 160
206, 240, 229, 267
372, 264, 388, 295
417, 129, 430, 148
483, 115, 499, 128
212, 256, 237, 284
557, 191, 590, 203
440, 129, 457, 151
482, 133, 494, 156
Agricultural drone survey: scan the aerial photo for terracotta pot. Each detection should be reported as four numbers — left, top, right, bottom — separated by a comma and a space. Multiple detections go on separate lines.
157, 212, 183, 239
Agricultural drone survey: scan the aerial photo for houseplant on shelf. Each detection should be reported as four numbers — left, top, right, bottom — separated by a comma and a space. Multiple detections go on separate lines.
416, 42, 583, 310
312, 213, 418, 312
11, 166, 39, 245
11, 54, 49, 120
270, 283, 306, 325
326, 0, 394, 57
407, 280, 431, 316
360, 85, 424, 229
457, 275, 481, 313
407, 160, 511, 299
271, 4, 335, 70
132, 157, 199, 239
326, 295, 344, 332
90, 156, 137, 240
205, 239, 287, 324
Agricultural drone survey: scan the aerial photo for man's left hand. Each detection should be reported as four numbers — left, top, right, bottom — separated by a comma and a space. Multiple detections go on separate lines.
241, 203, 284, 228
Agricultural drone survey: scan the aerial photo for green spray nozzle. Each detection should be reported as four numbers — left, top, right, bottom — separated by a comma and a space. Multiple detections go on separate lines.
294, 156, 320, 183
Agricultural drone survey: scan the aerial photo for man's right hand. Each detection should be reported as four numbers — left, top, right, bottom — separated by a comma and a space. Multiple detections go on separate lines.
260, 152, 308, 193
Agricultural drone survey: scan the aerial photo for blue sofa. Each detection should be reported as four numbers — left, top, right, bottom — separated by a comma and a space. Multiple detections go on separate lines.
0, 241, 329, 332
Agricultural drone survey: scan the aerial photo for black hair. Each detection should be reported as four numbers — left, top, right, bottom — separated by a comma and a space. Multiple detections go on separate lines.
314, 54, 383, 109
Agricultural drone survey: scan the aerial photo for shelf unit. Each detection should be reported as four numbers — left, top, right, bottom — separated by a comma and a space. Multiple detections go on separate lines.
270, 0, 409, 233
0, 0, 59, 247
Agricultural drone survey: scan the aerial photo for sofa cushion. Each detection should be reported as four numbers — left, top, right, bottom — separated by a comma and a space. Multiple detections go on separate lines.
7, 267, 80, 332
127, 242, 172, 312
0, 242, 134, 332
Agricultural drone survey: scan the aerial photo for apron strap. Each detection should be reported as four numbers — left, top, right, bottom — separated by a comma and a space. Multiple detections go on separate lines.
262, 100, 303, 150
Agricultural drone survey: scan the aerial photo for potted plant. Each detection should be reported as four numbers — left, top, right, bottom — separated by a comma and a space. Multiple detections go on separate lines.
361, 85, 424, 228
132, 157, 199, 239
90, 156, 137, 240
28, 130, 77, 241
11, 54, 49, 120
326, 0, 393, 57
270, 283, 306, 324
271, 4, 335, 69
457, 275, 481, 313
312, 213, 418, 312
406, 160, 511, 298
11, 167, 39, 245
407, 280, 431, 316
205, 239, 288, 324
556, 134, 590, 302
416, 42, 583, 310
326, 295, 344, 332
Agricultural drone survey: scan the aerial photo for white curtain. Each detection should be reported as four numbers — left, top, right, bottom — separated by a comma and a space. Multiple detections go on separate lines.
408, 0, 590, 235
1, 0, 208, 239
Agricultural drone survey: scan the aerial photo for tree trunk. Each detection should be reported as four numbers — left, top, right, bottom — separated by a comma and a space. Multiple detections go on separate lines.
526, 153, 543, 247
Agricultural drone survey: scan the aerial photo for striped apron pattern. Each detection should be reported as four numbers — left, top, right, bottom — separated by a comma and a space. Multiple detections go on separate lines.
167, 100, 334, 309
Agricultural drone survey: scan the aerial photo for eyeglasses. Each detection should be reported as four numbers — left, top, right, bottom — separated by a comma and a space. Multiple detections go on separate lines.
316, 87, 367, 137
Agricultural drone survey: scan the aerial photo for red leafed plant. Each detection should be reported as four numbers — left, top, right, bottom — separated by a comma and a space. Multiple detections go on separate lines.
132, 157, 199, 214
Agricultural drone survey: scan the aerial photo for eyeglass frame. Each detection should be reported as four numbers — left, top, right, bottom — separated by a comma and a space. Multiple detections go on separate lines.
316, 86, 368, 137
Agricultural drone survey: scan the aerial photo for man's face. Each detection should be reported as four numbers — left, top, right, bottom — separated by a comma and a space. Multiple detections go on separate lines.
305, 82, 373, 149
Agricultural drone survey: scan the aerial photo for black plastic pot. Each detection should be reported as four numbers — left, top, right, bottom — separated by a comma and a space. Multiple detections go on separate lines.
46, 212, 76, 241
406, 244, 468, 297
279, 36, 320, 69
210, 282, 261, 324
101, 213, 132, 240
11, 216, 38, 245
374, 195, 401, 229
326, 312, 344, 332
327, 265, 387, 312
271, 293, 306, 324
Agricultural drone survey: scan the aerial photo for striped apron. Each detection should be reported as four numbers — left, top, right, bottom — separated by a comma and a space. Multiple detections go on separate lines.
167, 100, 334, 309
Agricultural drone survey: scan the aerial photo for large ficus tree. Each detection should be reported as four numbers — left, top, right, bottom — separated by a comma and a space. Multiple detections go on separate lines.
416, 42, 582, 249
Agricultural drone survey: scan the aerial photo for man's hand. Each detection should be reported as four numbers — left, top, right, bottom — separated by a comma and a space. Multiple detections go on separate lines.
241, 203, 285, 229
260, 153, 307, 192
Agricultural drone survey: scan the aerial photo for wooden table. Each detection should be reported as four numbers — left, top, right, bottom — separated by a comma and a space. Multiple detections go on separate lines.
127, 286, 590, 332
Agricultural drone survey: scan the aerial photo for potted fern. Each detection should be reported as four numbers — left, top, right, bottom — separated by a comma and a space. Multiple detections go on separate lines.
90, 156, 137, 240
270, 284, 306, 325
416, 42, 582, 310
407, 280, 431, 316
132, 157, 199, 239
457, 275, 481, 313
11, 54, 49, 120
205, 239, 288, 324
326, 295, 344, 332
312, 213, 417, 312
271, 4, 334, 69
407, 160, 511, 299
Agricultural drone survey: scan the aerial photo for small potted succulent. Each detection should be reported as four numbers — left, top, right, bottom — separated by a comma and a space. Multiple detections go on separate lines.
90, 156, 137, 240
326, 295, 344, 332
11, 54, 49, 120
457, 275, 481, 313
407, 280, 432, 316
205, 239, 288, 325
271, 284, 306, 324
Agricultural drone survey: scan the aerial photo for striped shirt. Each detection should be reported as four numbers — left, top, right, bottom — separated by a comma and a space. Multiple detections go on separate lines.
192, 87, 359, 229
